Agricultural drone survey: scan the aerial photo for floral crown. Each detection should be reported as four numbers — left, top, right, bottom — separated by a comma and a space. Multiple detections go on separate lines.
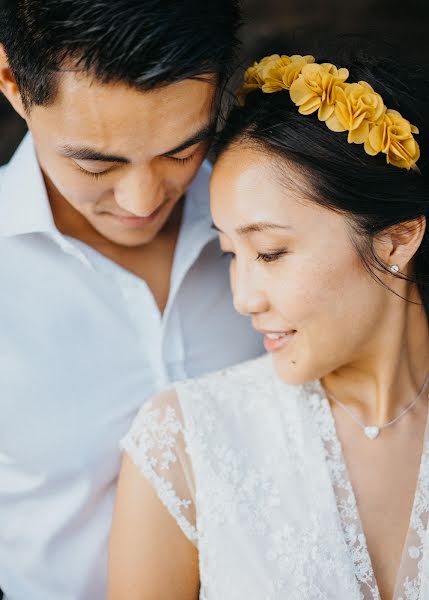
239, 54, 420, 171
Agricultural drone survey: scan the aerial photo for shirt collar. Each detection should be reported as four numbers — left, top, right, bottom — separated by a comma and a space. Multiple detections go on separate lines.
0, 132, 57, 237
181, 159, 216, 242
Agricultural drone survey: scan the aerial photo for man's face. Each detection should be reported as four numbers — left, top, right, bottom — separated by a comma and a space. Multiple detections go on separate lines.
25, 72, 216, 246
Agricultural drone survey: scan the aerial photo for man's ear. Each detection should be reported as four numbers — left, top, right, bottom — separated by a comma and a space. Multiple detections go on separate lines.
0, 43, 27, 120
374, 216, 426, 274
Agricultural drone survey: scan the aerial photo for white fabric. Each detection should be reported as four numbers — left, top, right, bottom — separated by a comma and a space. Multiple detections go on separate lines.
0, 134, 264, 600
123, 355, 429, 600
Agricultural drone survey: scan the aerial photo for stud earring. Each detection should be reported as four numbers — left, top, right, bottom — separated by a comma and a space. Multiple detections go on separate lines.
390, 264, 400, 273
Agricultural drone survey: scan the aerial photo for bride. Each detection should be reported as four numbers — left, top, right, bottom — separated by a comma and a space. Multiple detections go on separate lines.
108, 50, 428, 599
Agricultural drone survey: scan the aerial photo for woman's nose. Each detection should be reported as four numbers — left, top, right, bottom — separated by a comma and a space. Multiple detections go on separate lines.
231, 264, 269, 316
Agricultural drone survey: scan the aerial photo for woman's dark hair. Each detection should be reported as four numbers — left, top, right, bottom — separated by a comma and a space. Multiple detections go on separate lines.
216, 49, 429, 317
0, 0, 241, 109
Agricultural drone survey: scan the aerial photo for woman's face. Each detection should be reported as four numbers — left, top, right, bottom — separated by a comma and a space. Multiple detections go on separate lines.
210, 145, 390, 384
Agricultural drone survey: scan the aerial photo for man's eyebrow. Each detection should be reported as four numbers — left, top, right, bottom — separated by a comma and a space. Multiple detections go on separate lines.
58, 121, 216, 163
59, 145, 129, 163
163, 122, 216, 157
212, 222, 293, 235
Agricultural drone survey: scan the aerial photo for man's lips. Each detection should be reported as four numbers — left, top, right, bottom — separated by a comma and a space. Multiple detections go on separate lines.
106, 202, 166, 228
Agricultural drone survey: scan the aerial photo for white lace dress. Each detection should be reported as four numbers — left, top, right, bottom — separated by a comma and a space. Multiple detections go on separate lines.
121, 355, 429, 600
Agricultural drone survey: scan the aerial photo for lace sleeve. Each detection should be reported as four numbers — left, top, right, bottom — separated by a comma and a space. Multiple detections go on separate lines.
120, 389, 198, 545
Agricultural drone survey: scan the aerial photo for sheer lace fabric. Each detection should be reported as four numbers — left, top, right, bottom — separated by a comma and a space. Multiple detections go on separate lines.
122, 355, 429, 600
121, 391, 197, 544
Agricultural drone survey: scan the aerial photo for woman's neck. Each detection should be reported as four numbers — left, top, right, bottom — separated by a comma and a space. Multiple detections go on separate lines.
321, 286, 429, 424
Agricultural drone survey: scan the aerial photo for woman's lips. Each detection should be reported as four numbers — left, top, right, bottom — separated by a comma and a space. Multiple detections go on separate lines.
261, 330, 296, 353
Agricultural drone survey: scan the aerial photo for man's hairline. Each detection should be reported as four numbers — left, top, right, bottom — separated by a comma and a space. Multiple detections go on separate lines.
23, 62, 221, 111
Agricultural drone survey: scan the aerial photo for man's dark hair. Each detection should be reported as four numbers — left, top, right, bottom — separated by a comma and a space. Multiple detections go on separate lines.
0, 0, 241, 109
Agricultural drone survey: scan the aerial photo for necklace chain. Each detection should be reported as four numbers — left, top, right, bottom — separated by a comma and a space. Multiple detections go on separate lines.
327, 370, 429, 439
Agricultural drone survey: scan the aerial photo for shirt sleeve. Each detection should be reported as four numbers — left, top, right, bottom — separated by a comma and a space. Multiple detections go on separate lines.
120, 389, 198, 546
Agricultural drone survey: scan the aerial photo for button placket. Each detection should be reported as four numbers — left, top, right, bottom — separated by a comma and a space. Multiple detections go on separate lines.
162, 306, 186, 382
118, 276, 168, 390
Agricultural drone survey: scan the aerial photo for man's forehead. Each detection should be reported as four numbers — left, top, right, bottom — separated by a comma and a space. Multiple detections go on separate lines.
35, 72, 217, 159
55, 68, 216, 105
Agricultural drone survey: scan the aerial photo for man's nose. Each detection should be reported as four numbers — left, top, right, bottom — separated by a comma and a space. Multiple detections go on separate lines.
115, 165, 163, 216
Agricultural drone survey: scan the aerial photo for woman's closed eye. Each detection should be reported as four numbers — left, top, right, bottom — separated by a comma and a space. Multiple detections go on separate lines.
256, 250, 288, 263
221, 249, 288, 263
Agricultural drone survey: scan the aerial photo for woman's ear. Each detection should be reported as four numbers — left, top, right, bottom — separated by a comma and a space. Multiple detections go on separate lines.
0, 43, 27, 120
374, 216, 426, 274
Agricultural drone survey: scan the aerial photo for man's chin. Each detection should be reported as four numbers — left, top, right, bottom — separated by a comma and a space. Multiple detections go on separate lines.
88, 209, 167, 247
88, 198, 183, 248
96, 226, 160, 247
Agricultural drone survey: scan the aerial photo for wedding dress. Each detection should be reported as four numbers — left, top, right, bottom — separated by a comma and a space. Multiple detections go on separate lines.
121, 355, 429, 599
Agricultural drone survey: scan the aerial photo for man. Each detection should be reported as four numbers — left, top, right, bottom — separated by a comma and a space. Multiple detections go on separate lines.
0, 2, 263, 598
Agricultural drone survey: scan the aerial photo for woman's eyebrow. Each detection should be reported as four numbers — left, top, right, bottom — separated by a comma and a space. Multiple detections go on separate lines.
236, 222, 293, 235
211, 222, 293, 235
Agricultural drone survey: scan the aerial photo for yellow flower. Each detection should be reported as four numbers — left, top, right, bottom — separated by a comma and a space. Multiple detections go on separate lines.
364, 109, 420, 169
261, 54, 315, 93
238, 52, 421, 171
326, 81, 385, 144
257, 54, 289, 72
238, 61, 266, 103
238, 54, 315, 102
289, 62, 349, 121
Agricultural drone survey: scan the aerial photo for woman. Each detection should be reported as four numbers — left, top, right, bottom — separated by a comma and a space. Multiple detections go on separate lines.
108, 50, 429, 599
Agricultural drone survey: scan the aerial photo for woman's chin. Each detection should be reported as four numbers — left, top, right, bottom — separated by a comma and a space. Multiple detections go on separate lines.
272, 353, 319, 386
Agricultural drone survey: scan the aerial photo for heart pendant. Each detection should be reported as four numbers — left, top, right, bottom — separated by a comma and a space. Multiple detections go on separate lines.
364, 426, 380, 440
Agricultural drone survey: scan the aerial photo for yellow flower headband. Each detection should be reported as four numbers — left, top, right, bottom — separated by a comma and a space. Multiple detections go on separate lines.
239, 54, 420, 171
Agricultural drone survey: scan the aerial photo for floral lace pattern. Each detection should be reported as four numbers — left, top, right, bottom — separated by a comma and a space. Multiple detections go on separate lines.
306, 382, 380, 599
122, 355, 429, 599
121, 394, 198, 544
264, 510, 359, 600
392, 409, 429, 600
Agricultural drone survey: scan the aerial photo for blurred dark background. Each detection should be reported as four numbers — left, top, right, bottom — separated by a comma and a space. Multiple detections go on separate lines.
0, 0, 428, 166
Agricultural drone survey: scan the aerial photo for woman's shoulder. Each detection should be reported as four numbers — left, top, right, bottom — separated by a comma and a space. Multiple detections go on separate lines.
123, 353, 306, 466
122, 355, 280, 452
176, 353, 276, 400
131, 355, 312, 430
120, 356, 315, 547
173, 354, 307, 436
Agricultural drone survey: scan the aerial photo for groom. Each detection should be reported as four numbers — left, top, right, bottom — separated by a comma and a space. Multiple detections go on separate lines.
0, 1, 263, 598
